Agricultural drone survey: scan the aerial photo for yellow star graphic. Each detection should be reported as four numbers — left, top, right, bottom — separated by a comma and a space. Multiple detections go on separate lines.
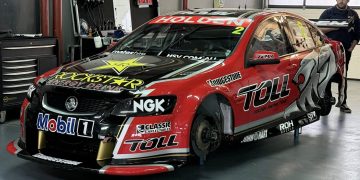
91, 58, 148, 75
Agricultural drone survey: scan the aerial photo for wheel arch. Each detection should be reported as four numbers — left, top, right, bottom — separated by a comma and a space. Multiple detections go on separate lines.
194, 93, 234, 136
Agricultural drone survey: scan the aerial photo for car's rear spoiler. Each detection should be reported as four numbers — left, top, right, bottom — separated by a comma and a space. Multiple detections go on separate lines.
309, 19, 349, 28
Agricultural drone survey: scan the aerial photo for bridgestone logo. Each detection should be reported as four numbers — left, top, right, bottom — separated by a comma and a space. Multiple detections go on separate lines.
241, 129, 268, 143
207, 71, 242, 87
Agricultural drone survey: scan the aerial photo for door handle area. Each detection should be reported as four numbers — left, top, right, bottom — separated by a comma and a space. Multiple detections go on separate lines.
287, 64, 298, 70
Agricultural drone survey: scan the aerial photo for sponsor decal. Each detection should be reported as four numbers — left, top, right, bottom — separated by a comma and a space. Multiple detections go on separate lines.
46, 72, 144, 91
307, 111, 317, 122
112, 50, 146, 55
88, 58, 151, 75
149, 16, 252, 27
36, 113, 95, 138
33, 153, 82, 165
238, 74, 290, 111
133, 99, 165, 113
207, 71, 242, 87
136, 122, 171, 135
241, 129, 268, 143
298, 112, 318, 126
254, 53, 275, 60
124, 134, 178, 152
166, 54, 218, 61
279, 120, 294, 134
284, 45, 338, 119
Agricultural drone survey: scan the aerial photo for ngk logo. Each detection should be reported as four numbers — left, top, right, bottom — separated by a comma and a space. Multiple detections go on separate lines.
133, 99, 165, 113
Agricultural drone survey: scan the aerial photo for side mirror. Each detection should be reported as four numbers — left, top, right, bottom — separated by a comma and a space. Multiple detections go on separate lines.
248, 50, 280, 66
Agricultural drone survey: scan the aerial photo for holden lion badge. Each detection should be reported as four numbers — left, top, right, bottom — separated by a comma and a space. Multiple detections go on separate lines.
65, 96, 78, 111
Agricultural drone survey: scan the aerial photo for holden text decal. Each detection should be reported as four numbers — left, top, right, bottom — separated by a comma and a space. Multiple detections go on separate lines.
149, 16, 252, 27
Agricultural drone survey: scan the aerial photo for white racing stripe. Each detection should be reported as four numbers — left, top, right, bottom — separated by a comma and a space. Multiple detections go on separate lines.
32, 153, 82, 165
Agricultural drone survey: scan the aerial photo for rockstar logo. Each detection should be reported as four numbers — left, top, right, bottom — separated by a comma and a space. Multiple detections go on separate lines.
88, 58, 149, 75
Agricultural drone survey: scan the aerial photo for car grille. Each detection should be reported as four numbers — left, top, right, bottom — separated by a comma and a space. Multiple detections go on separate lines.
44, 92, 116, 114
43, 133, 100, 164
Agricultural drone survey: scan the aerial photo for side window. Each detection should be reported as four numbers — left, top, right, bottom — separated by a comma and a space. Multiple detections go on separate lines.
286, 17, 316, 51
307, 23, 325, 47
246, 17, 292, 60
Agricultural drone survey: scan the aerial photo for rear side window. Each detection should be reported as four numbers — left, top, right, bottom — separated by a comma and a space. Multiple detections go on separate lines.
286, 17, 316, 52
246, 16, 292, 60
307, 23, 325, 47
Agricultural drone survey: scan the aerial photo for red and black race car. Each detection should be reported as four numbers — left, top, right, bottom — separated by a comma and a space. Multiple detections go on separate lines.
8, 9, 345, 176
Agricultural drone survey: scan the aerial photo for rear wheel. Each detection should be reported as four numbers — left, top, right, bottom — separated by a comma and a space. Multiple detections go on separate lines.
190, 114, 222, 162
317, 90, 334, 116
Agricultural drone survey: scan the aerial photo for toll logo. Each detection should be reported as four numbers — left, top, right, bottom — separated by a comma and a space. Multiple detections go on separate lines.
238, 74, 290, 111
125, 134, 178, 152
36, 113, 94, 138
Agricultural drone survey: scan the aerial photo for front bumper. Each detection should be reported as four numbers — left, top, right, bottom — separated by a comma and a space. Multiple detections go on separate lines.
7, 139, 176, 176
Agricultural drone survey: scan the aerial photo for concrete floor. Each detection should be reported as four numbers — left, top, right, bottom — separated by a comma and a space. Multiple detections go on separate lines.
1, 81, 360, 180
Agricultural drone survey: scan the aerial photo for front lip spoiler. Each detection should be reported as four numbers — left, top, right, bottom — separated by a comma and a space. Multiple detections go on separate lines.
7, 139, 175, 176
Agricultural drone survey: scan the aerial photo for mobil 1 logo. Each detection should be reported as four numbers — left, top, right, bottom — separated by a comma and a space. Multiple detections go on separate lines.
36, 113, 95, 138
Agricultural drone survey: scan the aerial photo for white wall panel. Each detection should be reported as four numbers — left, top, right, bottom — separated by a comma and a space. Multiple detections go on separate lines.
158, 0, 182, 15
113, 0, 132, 32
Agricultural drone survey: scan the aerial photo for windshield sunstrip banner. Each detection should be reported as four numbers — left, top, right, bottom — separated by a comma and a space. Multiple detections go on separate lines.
149, 16, 252, 27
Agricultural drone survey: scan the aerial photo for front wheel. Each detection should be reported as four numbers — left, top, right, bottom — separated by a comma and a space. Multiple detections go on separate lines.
190, 114, 222, 161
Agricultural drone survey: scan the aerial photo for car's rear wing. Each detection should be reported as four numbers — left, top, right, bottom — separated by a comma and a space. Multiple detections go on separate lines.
309, 19, 349, 28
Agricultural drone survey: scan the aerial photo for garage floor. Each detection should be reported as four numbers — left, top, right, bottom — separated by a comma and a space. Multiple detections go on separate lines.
1, 81, 360, 180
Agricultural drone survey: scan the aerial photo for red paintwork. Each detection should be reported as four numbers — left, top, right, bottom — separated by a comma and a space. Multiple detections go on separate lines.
7, 141, 17, 155
101, 165, 173, 176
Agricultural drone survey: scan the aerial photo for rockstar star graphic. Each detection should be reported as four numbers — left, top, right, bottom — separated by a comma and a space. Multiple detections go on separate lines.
89, 58, 149, 75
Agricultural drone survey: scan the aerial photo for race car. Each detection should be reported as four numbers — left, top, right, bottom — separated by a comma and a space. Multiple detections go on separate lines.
7, 9, 345, 176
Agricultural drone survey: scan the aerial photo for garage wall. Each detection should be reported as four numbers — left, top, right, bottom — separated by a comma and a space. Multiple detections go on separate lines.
223, 0, 263, 9
188, 0, 213, 9
158, 0, 182, 15
270, 8, 360, 79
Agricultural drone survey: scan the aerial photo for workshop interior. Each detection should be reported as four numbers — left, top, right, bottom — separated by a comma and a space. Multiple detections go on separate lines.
1, 0, 360, 179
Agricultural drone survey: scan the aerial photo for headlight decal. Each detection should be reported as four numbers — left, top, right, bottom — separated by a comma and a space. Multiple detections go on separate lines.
27, 84, 36, 100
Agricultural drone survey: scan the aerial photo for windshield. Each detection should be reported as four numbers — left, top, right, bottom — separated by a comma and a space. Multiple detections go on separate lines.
112, 23, 247, 60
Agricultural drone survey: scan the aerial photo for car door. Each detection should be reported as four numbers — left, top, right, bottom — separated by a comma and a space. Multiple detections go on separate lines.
282, 16, 333, 119
235, 16, 294, 132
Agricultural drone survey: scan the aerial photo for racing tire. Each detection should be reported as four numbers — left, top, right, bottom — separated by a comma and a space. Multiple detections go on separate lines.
190, 114, 222, 162
317, 91, 333, 116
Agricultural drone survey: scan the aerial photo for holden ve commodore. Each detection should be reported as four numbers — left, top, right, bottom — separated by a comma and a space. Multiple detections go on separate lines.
7, 9, 345, 176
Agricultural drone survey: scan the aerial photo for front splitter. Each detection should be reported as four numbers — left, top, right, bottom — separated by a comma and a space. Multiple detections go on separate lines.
7, 139, 175, 176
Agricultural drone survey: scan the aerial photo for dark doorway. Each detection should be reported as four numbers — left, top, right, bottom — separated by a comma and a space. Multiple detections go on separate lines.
130, 0, 158, 29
